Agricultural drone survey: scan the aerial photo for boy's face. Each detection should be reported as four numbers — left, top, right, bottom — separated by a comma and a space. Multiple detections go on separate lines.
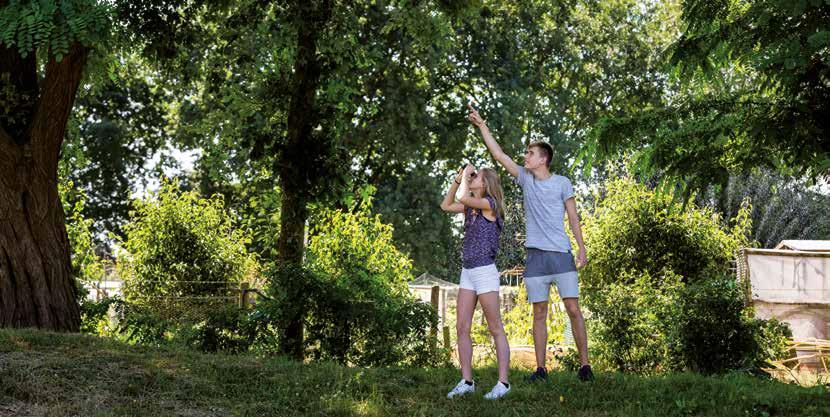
523, 146, 548, 170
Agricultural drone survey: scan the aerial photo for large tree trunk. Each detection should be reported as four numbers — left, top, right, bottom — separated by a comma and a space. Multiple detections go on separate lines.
0, 42, 88, 331
275, 190, 309, 359
275, 0, 332, 359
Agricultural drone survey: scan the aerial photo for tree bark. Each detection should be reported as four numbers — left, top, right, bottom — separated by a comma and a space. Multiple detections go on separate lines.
0, 42, 88, 332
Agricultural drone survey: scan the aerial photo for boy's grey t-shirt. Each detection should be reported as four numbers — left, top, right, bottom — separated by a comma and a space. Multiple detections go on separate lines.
514, 166, 574, 253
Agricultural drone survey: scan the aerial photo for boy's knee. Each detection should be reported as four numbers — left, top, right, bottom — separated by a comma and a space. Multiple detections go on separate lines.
564, 301, 582, 318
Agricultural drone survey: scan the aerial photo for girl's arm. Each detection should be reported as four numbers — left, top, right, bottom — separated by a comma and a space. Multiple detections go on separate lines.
440, 169, 466, 213
459, 194, 493, 212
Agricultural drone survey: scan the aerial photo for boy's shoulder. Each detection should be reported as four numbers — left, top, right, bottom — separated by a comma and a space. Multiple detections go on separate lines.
545, 174, 572, 186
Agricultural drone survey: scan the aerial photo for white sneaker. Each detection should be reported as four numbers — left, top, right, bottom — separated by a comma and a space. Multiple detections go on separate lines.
484, 381, 511, 400
447, 379, 475, 398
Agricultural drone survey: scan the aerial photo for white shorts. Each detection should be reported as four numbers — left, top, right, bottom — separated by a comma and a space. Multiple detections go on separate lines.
459, 264, 500, 295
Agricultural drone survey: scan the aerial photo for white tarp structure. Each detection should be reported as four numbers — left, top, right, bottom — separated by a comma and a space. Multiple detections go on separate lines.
775, 240, 830, 252
739, 241, 830, 343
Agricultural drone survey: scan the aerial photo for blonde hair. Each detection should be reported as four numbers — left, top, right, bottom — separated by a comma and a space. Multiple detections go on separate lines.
479, 167, 505, 219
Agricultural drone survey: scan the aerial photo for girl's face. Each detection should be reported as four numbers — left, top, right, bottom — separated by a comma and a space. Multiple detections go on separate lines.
468, 170, 485, 190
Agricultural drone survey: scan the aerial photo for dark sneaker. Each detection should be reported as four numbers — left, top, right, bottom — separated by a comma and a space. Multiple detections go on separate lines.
525, 367, 548, 383
577, 365, 594, 382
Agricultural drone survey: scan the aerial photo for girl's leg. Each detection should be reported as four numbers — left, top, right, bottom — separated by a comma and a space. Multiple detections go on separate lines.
479, 291, 510, 383
456, 289, 478, 382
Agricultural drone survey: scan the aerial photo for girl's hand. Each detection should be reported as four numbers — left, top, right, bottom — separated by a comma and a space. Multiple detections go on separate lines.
454, 165, 465, 184
462, 164, 475, 183
463, 164, 476, 178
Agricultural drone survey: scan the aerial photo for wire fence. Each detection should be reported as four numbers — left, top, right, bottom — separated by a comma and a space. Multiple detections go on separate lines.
85, 280, 271, 308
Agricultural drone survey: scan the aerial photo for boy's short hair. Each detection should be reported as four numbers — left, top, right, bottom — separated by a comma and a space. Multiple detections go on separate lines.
528, 141, 554, 168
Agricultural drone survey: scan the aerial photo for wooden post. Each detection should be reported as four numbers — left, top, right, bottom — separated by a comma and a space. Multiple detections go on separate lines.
441, 290, 447, 326
239, 282, 250, 309
443, 325, 451, 350
430, 285, 439, 351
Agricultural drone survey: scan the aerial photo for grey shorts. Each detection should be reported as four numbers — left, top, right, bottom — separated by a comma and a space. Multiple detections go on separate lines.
524, 248, 579, 302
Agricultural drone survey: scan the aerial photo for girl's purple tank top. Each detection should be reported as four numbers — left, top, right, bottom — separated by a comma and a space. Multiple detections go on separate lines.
462, 196, 503, 269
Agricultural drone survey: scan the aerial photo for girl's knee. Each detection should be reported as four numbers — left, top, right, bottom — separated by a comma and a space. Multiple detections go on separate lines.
487, 322, 505, 337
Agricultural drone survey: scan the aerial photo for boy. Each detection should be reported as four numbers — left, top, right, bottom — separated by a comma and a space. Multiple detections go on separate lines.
468, 104, 593, 382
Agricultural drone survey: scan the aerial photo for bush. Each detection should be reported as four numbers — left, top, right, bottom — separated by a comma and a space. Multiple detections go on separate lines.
110, 181, 259, 350
587, 271, 681, 374
669, 276, 758, 374
581, 179, 751, 289
253, 196, 445, 366
306, 195, 412, 296
261, 264, 444, 367
117, 181, 257, 308
79, 297, 119, 335
111, 296, 277, 354
581, 178, 790, 374
60, 178, 111, 334
179, 304, 269, 354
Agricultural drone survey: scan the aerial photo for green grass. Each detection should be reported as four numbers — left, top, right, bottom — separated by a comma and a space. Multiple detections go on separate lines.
1, 329, 828, 417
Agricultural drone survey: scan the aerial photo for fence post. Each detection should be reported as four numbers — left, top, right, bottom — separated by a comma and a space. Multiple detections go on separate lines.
430, 285, 439, 351
239, 282, 250, 309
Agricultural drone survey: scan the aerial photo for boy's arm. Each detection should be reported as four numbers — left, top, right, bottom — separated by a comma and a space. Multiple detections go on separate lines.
468, 104, 520, 178
565, 198, 588, 269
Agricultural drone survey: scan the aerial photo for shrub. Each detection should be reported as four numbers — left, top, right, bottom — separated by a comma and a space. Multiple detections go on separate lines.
669, 276, 792, 374
255, 196, 445, 366
587, 271, 681, 374
60, 178, 110, 334
261, 264, 443, 367
117, 181, 257, 309
669, 276, 758, 373
581, 178, 789, 374
112, 181, 258, 349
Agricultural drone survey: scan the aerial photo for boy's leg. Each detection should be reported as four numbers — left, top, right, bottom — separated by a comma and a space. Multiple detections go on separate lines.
562, 298, 589, 366
532, 301, 549, 369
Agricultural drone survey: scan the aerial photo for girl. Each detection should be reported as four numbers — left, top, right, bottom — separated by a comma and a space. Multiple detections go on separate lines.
440, 164, 510, 400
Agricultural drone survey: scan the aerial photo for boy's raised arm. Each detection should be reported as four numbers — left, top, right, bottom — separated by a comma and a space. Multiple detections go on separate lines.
467, 104, 520, 178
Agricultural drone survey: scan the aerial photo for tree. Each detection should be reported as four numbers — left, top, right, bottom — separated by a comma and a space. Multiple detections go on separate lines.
184, 0, 679, 285
589, 0, 830, 193
0, 0, 214, 331
177, 0, 469, 358
699, 169, 830, 248
0, 1, 106, 330
63, 58, 177, 239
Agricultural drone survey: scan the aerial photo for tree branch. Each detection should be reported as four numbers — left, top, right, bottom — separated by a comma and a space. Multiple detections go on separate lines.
28, 42, 89, 174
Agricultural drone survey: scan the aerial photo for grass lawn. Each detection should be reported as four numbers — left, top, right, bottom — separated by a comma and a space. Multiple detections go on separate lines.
1, 329, 828, 417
